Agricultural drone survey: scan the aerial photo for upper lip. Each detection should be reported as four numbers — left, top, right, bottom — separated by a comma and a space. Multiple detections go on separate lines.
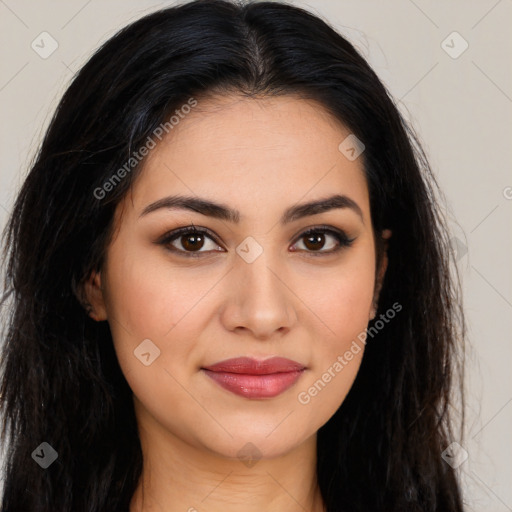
202, 357, 305, 375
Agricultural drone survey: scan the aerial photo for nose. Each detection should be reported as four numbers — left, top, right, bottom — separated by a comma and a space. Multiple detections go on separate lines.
219, 252, 297, 340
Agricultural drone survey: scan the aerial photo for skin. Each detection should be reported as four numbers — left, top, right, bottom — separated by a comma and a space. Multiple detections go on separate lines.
84, 94, 390, 512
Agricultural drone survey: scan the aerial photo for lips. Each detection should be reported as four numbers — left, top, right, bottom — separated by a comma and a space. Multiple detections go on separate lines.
201, 357, 306, 399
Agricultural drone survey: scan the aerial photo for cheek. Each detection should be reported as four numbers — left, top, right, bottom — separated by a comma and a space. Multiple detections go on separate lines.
103, 237, 219, 338
100, 246, 214, 439
101, 239, 212, 380
294, 250, 375, 419
301, 250, 376, 342
312, 273, 374, 334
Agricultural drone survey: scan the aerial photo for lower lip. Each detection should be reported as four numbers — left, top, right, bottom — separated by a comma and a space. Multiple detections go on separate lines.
202, 369, 304, 399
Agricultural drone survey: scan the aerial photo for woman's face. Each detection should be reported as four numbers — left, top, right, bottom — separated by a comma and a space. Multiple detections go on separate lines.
86, 94, 386, 460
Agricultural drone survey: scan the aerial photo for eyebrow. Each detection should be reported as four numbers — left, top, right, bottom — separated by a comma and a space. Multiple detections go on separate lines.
139, 193, 364, 224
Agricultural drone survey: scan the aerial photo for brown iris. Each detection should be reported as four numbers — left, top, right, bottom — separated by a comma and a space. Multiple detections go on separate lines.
303, 233, 326, 251
181, 233, 205, 251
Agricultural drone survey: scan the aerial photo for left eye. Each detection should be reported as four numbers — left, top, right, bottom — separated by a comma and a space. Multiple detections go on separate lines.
291, 228, 354, 255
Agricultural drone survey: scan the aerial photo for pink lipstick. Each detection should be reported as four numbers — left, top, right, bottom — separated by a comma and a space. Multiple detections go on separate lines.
202, 356, 305, 399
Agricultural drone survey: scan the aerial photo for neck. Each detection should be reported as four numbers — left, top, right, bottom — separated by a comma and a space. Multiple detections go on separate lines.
129, 400, 325, 512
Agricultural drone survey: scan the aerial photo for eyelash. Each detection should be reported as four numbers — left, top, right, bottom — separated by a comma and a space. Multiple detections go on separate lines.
157, 225, 355, 258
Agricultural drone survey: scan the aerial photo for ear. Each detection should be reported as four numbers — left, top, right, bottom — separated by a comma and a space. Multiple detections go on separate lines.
369, 229, 392, 321
82, 270, 108, 321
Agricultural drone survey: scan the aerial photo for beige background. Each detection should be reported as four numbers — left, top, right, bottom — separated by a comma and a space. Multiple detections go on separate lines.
1, 1, 511, 510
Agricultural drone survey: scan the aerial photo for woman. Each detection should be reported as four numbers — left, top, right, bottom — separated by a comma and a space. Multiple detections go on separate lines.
0, 1, 465, 510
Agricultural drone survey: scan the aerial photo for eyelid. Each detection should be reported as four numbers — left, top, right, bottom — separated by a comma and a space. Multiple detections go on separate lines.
156, 226, 225, 255
156, 224, 355, 257
290, 225, 355, 255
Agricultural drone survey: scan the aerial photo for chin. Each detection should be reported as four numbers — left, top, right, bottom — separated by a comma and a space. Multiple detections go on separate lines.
196, 423, 311, 462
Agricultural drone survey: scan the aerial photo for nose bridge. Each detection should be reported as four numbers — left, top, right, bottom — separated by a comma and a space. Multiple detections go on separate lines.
240, 250, 282, 299
222, 238, 296, 337
238, 243, 287, 307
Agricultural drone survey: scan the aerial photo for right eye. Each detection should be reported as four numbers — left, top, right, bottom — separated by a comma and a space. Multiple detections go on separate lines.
157, 226, 225, 257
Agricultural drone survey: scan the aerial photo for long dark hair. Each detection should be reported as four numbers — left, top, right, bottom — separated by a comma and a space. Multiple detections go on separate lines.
0, 1, 465, 510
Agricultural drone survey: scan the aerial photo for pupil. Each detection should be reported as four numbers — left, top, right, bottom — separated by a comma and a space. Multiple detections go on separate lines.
183, 233, 204, 251
305, 233, 324, 250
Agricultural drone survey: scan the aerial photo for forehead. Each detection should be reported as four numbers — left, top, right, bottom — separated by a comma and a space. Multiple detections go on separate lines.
127, 94, 370, 222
